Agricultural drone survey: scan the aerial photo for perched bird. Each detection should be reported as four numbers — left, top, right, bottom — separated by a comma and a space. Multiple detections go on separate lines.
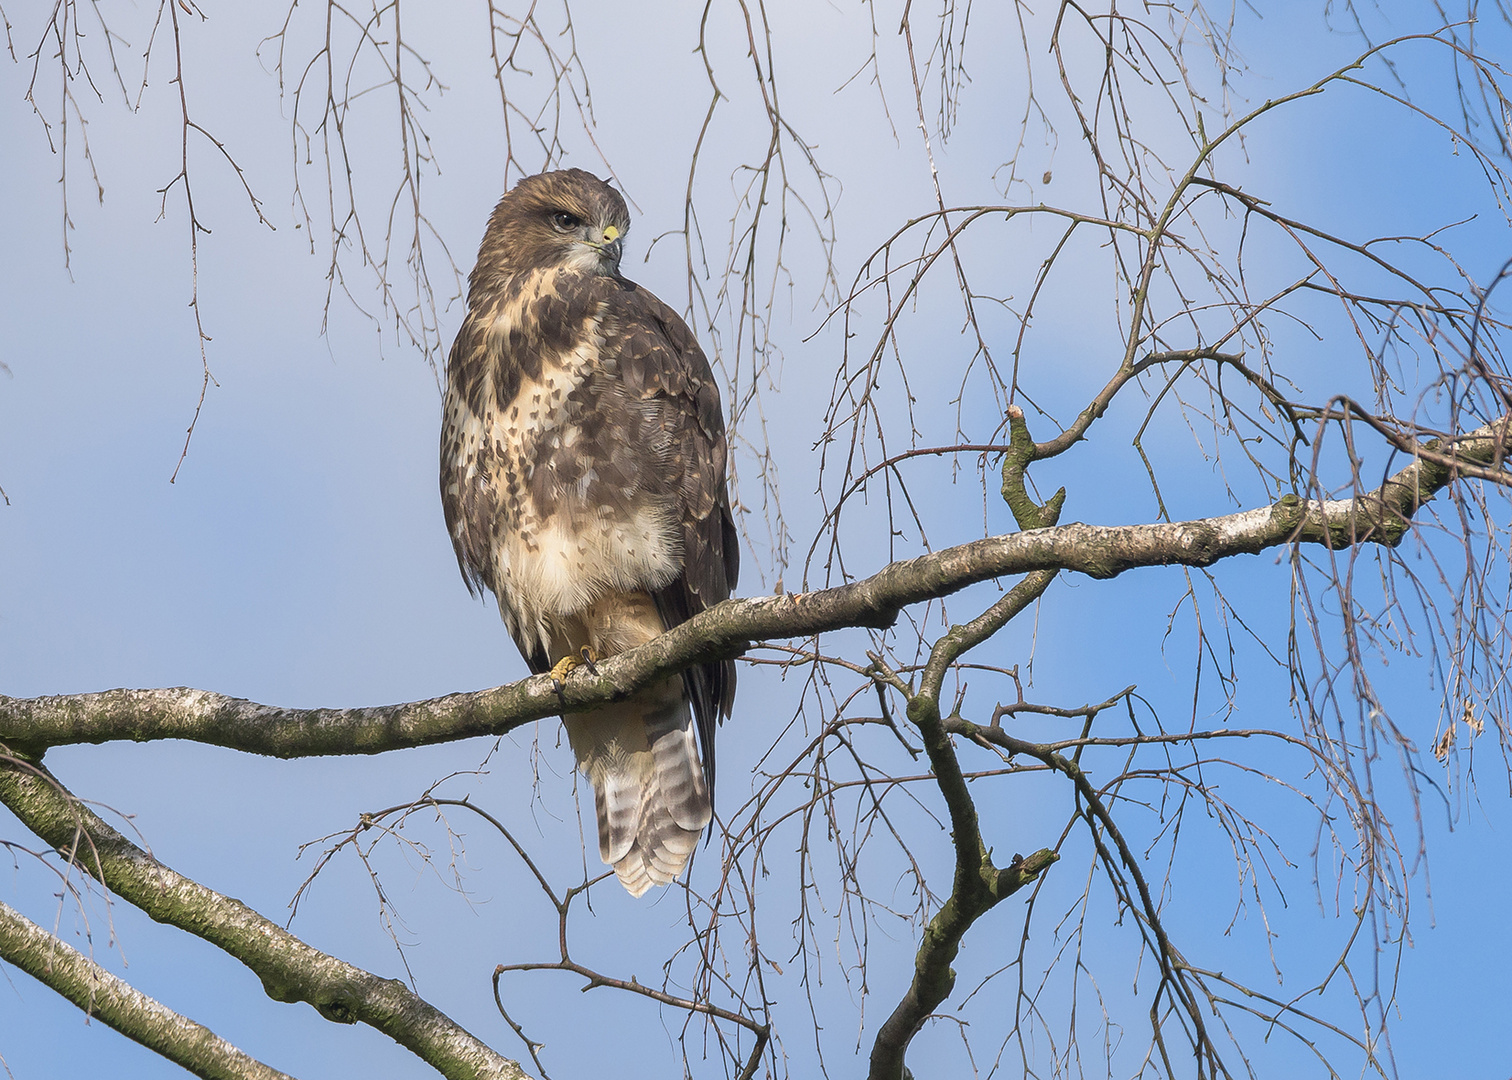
440, 169, 738, 896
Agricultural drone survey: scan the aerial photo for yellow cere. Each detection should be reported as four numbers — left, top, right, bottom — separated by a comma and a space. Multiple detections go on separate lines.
602, 225, 620, 242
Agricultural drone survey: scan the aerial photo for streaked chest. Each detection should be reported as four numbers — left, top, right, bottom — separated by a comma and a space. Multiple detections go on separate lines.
444, 280, 678, 633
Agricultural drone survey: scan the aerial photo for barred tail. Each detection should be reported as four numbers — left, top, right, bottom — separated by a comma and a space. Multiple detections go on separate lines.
565, 677, 711, 897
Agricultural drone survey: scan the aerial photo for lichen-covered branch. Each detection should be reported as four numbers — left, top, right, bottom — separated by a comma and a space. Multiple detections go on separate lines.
0, 898, 295, 1080
0, 756, 530, 1080
1, 416, 1505, 757
865, 847, 1056, 1080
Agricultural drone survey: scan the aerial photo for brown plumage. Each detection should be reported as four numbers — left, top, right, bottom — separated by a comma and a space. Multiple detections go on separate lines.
440, 169, 738, 896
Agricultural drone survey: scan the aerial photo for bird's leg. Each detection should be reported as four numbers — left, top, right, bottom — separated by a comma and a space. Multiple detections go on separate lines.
550, 646, 602, 697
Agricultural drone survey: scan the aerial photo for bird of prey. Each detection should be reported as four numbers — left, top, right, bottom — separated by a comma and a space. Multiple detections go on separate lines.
440, 169, 738, 897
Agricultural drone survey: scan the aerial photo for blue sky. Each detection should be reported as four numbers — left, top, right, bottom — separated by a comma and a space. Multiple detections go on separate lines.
2, 3, 1510, 1078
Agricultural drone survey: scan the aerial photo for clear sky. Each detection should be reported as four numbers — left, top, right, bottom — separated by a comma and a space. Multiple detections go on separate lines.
2, 3, 1509, 1078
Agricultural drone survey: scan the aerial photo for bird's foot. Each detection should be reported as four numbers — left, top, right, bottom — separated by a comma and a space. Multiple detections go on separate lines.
550, 646, 602, 700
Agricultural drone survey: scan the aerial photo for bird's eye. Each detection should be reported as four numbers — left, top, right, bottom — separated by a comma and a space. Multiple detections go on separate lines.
551, 211, 581, 232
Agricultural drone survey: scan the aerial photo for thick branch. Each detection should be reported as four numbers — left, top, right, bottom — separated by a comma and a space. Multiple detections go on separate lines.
1, 417, 1504, 755
0, 757, 530, 1080
870, 571, 1059, 1080
869, 462, 1065, 1080
913, 579, 1052, 854
866, 848, 1057, 1080
0, 898, 294, 1080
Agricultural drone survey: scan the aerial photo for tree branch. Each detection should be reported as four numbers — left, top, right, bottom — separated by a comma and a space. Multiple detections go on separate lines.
0, 898, 295, 1080
867, 439, 1065, 1080
1, 416, 1505, 756
942, 715, 1229, 1068
866, 846, 1057, 1080
0, 754, 530, 1080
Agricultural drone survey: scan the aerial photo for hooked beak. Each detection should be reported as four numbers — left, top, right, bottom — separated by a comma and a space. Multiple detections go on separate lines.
597, 225, 624, 274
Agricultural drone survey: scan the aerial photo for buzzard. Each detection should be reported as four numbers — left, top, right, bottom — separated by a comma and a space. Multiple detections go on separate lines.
440, 169, 738, 897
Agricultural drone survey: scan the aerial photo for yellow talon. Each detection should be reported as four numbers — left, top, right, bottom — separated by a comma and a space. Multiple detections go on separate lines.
549, 646, 602, 689
549, 653, 581, 684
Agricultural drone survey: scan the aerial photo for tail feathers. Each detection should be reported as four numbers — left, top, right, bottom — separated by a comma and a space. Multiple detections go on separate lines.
644, 690, 712, 833
592, 767, 644, 866
566, 681, 711, 897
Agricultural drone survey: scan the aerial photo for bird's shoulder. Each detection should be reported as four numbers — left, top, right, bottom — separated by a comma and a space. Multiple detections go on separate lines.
598, 279, 725, 435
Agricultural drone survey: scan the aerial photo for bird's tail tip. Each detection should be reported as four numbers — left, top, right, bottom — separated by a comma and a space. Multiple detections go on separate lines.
610, 824, 703, 897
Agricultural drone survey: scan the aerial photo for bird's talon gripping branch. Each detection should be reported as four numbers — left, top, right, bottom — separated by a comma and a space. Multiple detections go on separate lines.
548, 654, 579, 687
548, 646, 602, 691
549, 657, 578, 701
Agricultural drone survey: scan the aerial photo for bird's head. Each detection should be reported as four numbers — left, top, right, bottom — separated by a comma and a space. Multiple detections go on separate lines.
474, 168, 632, 286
